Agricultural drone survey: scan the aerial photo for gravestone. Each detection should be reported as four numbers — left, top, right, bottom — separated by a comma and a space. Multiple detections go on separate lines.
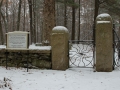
95, 13, 113, 72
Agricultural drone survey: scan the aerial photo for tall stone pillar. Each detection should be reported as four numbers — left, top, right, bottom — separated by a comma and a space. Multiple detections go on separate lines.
95, 13, 113, 72
51, 26, 69, 70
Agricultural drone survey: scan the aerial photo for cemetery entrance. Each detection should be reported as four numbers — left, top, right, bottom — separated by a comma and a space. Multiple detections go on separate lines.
68, 23, 120, 69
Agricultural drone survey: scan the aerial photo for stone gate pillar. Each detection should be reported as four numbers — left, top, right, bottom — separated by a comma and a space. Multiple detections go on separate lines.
95, 13, 113, 72
51, 26, 69, 70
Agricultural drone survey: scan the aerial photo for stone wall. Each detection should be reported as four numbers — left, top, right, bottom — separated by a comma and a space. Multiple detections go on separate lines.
0, 48, 51, 69
0, 26, 69, 70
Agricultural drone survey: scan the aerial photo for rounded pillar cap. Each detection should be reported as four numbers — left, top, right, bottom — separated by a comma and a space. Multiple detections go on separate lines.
52, 26, 68, 33
96, 13, 112, 21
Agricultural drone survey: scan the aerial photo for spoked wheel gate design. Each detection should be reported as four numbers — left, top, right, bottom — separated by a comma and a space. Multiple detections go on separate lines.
113, 24, 120, 68
69, 40, 95, 68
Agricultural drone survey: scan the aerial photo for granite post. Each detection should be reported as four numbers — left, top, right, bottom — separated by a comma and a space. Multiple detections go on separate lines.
95, 13, 113, 72
51, 26, 69, 70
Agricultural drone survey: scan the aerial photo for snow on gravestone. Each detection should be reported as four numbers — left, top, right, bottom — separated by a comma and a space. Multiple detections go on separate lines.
6, 31, 29, 50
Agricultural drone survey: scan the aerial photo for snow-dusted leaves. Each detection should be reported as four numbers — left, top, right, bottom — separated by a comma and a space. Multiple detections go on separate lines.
0, 77, 12, 90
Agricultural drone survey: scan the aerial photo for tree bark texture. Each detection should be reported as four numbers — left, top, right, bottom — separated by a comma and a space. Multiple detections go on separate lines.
43, 0, 55, 45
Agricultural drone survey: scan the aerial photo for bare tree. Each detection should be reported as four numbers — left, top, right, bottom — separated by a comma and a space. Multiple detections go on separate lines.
33, 0, 36, 43
23, 0, 26, 31
28, 0, 34, 43
64, 0, 67, 27
77, 0, 80, 40
17, 0, 22, 31
71, 0, 75, 40
0, 0, 4, 45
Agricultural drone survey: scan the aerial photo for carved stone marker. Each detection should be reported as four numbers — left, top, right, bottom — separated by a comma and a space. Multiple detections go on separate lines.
6, 31, 29, 50
96, 13, 113, 72
51, 26, 69, 70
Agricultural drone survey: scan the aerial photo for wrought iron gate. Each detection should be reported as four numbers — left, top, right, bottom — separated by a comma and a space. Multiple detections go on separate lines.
69, 24, 120, 69
113, 24, 120, 68
69, 40, 95, 68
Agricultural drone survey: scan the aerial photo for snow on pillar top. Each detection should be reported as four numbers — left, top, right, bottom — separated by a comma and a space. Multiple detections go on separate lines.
96, 13, 112, 22
52, 26, 68, 33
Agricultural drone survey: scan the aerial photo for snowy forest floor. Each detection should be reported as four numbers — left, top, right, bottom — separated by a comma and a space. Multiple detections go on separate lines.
0, 66, 120, 90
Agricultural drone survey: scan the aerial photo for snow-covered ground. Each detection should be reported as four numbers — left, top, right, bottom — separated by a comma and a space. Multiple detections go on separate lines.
0, 44, 51, 50
0, 67, 120, 90
0, 44, 120, 90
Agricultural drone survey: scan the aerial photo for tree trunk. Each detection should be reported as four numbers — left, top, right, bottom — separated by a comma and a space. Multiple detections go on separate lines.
5, 0, 8, 32
12, 3, 15, 31
0, 0, 4, 45
43, 0, 55, 45
23, 0, 26, 31
33, 0, 36, 43
28, 0, 34, 44
64, 0, 67, 27
17, 0, 22, 31
94, 0, 99, 24
71, 0, 75, 40
0, 15, 4, 45
78, 0, 80, 40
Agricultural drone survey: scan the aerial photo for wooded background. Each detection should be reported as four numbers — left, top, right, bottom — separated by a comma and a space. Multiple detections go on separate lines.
0, 0, 120, 45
